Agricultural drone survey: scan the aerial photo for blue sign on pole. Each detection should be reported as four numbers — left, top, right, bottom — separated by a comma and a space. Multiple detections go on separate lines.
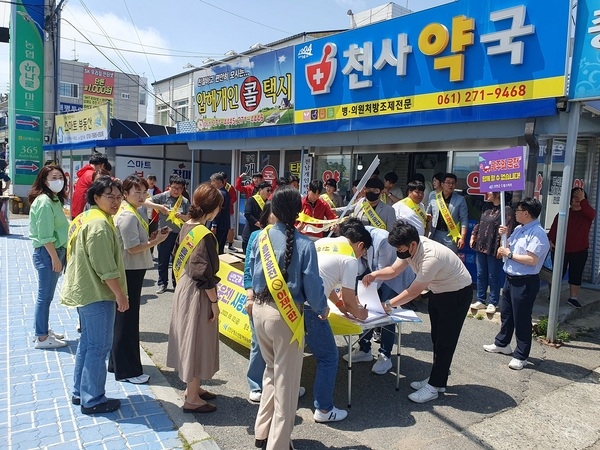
570, 0, 600, 100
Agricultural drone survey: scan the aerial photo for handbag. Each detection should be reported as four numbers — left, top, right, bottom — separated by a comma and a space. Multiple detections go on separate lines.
539, 251, 553, 283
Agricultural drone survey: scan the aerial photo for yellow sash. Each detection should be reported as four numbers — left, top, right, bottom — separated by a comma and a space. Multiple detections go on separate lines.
67, 208, 115, 256
167, 195, 184, 228
258, 225, 304, 348
401, 197, 427, 229
224, 182, 232, 191
435, 191, 461, 242
252, 193, 265, 210
380, 193, 388, 204
114, 201, 149, 234
361, 200, 386, 229
315, 239, 355, 257
172, 224, 213, 281
320, 193, 335, 208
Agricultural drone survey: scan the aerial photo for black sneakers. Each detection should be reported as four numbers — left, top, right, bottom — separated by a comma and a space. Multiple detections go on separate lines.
81, 398, 121, 415
567, 298, 582, 309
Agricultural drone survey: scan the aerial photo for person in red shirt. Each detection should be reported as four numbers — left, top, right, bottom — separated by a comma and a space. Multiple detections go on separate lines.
220, 172, 238, 251
70, 154, 112, 219
235, 172, 263, 199
298, 180, 337, 240
547, 187, 596, 308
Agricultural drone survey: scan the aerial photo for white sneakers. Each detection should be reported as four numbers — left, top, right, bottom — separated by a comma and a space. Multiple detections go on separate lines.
48, 329, 64, 339
485, 304, 497, 314
34, 335, 67, 349
249, 386, 306, 403
408, 385, 439, 403
508, 358, 528, 370
483, 343, 513, 355
409, 378, 446, 393
313, 406, 348, 423
342, 348, 373, 363
371, 353, 392, 375
121, 374, 150, 384
470, 301, 486, 310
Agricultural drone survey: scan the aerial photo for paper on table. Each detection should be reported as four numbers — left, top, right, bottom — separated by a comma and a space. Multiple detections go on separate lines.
357, 282, 385, 314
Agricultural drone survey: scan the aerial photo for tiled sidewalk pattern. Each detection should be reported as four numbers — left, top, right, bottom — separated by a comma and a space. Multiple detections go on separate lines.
1, 220, 181, 449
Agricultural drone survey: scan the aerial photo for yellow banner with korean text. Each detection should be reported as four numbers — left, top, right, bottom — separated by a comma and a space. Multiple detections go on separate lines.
55, 103, 110, 145
294, 76, 565, 123
215, 260, 363, 350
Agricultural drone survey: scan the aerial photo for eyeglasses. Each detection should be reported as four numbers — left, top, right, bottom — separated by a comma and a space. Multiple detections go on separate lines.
443, 181, 456, 185
101, 194, 123, 202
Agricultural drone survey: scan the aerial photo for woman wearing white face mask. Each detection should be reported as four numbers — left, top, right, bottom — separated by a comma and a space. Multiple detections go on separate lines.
28, 165, 70, 349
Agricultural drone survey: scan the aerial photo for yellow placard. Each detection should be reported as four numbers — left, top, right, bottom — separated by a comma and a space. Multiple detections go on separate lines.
294, 76, 565, 123
55, 104, 110, 144
216, 261, 252, 349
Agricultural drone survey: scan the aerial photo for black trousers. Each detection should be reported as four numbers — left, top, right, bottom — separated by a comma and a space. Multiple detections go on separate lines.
428, 284, 472, 387
157, 231, 178, 287
495, 274, 539, 361
108, 269, 146, 380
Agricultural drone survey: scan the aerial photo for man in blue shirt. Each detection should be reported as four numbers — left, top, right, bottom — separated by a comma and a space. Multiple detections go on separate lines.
483, 198, 550, 370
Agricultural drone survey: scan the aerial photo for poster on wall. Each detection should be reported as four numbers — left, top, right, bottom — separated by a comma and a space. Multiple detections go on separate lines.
55, 104, 110, 144
115, 156, 164, 188
83, 66, 115, 113
165, 160, 195, 189
193, 47, 294, 131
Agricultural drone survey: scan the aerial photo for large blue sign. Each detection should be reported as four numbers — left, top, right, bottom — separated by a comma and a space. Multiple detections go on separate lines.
294, 0, 569, 126
570, 0, 600, 100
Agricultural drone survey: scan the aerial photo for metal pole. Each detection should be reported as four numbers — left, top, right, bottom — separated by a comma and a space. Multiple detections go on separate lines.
547, 102, 581, 342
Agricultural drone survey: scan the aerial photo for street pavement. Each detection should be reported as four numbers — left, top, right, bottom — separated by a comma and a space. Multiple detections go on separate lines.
3, 218, 600, 449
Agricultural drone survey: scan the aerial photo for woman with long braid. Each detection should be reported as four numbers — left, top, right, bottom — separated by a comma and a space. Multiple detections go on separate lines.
247, 186, 328, 450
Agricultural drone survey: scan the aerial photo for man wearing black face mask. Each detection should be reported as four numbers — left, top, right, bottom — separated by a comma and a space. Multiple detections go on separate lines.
352, 178, 396, 231
362, 221, 472, 404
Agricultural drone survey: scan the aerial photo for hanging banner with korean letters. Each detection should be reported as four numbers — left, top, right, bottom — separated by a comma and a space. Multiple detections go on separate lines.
9, 0, 45, 185
193, 47, 294, 131
478, 146, 525, 192
570, 0, 600, 100
55, 104, 110, 145
294, 0, 569, 126
83, 67, 115, 112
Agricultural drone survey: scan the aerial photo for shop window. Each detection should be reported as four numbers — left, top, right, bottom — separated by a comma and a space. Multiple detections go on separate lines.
314, 154, 352, 202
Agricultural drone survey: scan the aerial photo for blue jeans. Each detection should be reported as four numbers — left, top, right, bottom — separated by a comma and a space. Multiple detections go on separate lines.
33, 246, 66, 337
358, 284, 397, 357
247, 315, 266, 393
304, 305, 338, 412
157, 231, 178, 287
476, 252, 505, 306
73, 300, 116, 408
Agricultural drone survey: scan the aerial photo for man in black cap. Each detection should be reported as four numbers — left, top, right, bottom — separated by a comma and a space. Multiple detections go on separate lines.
235, 171, 263, 198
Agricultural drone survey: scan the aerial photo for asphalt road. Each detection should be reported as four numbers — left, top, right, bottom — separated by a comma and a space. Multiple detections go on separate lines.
138, 263, 600, 450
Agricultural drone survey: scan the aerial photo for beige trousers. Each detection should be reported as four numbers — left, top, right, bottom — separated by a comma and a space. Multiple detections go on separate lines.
253, 301, 304, 450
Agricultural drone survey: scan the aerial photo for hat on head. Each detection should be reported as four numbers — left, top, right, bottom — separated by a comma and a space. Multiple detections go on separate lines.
325, 178, 337, 189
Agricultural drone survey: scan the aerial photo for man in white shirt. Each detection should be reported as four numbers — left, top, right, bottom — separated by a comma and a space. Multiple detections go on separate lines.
393, 181, 428, 236
307, 224, 371, 423
363, 221, 472, 404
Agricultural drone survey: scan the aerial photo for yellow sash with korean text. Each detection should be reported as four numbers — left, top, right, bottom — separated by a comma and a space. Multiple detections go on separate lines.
252, 193, 265, 210
67, 208, 115, 257
401, 197, 427, 229
114, 201, 149, 234
258, 225, 304, 348
320, 193, 335, 208
167, 195, 184, 228
315, 240, 355, 258
173, 224, 213, 281
435, 191, 461, 242
361, 200, 386, 229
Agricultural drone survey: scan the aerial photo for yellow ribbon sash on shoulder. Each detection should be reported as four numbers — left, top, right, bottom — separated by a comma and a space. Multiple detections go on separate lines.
252, 193, 265, 210
361, 200, 386, 229
172, 224, 213, 281
67, 208, 115, 256
114, 201, 149, 234
435, 191, 461, 242
167, 195, 184, 228
401, 197, 427, 229
320, 193, 335, 208
297, 212, 345, 234
224, 182, 232, 191
258, 225, 304, 348
315, 239, 355, 257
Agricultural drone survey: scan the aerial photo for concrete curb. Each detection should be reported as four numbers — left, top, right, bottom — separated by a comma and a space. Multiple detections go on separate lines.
140, 350, 221, 450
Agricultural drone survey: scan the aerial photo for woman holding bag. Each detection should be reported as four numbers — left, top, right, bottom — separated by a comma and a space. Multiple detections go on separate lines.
166, 182, 223, 413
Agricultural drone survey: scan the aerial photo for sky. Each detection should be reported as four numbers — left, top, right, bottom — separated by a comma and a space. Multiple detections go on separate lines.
0, 0, 450, 110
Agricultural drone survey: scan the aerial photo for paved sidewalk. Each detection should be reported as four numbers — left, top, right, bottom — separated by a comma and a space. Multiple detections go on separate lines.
0, 220, 212, 450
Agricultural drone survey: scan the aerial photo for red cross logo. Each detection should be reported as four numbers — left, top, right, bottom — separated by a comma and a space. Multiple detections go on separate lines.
305, 43, 337, 95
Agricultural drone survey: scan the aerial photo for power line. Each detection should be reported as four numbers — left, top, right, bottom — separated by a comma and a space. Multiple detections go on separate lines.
122, 0, 157, 83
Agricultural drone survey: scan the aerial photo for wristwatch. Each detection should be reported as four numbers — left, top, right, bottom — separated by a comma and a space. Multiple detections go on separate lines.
507, 251, 513, 259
